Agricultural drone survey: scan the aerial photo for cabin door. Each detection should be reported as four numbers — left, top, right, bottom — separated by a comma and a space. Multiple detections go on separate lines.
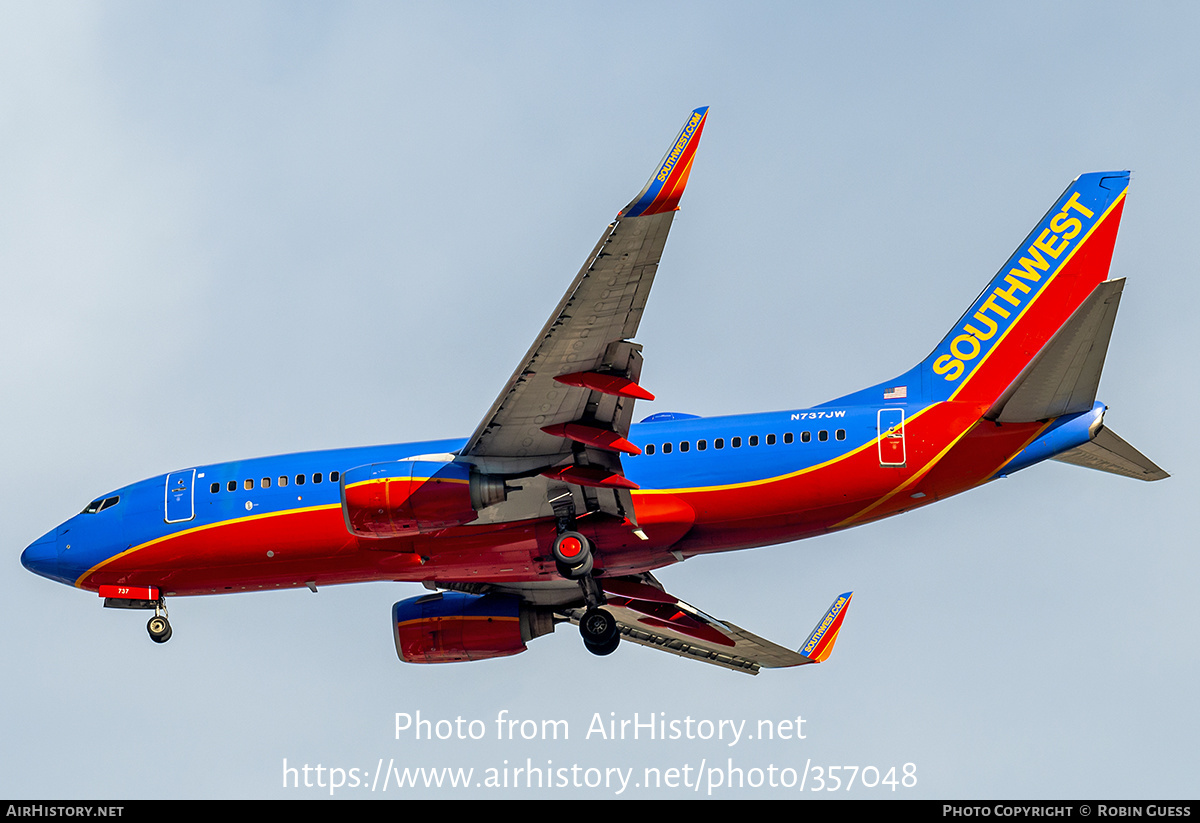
877, 409, 906, 467
165, 469, 196, 523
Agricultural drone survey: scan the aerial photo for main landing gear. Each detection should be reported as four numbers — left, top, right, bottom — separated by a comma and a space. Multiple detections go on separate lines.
552, 529, 619, 657
147, 600, 172, 644
552, 530, 593, 579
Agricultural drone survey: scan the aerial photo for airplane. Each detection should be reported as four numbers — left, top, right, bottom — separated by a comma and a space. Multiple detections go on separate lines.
20, 107, 1167, 675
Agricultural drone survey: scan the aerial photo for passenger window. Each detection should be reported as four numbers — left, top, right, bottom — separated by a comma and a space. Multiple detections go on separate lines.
244, 479, 253, 490
295, 474, 306, 485
732, 437, 742, 448
784, 432, 794, 444
818, 430, 829, 442
330, 471, 340, 482
210, 482, 219, 494
766, 434, 776, 445
836, 429, 846, 441
680, 441, 690, 453
715, 438, 725, 449
261, 477, 271, 488
749, 435, 759, 447
645, 444, 656, 455
662, 443, 673, 454
227, 480, 237, 492
314, 472, 323, 484
278, 476, 289, 487
697, 439, 707, 451
801, 431, 811, 443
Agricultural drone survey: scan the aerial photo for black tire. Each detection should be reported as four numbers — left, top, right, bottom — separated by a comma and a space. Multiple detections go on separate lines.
147, 616, 172, 644
580, 608, 620, 656
555, 552, 593, 580
551, 531, 590, 566
579, 607, 618, 644
583, 631, 620, 656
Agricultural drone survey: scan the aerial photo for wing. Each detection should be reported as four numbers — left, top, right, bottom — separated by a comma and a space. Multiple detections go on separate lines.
456, 107, 708, 526
563, 578, 853, 675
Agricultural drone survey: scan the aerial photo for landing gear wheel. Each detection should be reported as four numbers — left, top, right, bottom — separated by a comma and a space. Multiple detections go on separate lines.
147, 615, 172, 644
555, 553, 593, 580
552, 531, 589, 565
579, 607, 619, 656
552, 531, 593, 579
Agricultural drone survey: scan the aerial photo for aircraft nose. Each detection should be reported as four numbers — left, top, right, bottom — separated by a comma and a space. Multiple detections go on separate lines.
21, 530, 60, 580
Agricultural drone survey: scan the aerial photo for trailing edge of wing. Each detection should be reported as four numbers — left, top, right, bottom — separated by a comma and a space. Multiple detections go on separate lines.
1053, 427, 1169, 481
564, 579, 852, 675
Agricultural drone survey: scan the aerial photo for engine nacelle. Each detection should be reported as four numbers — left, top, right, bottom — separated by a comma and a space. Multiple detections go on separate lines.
341, 460, 506, 538
392, 591, 555, 664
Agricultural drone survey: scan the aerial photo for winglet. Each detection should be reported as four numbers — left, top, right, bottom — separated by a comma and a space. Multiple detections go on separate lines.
620, 107, 708, 218
800, 592, 853, 663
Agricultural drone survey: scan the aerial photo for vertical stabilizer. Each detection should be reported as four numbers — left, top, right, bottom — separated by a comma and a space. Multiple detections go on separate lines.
824, 173, 1130, 410
920, 172, 1129, 405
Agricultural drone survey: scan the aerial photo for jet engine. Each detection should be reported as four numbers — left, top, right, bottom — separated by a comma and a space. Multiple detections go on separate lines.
392, 591, 555, 663
340, 460, 506, 537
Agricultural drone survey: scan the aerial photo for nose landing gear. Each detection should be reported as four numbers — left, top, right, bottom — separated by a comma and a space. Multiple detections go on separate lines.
146, 599, 172, 643
147, 614, 172, 643
100, 585, 174, 644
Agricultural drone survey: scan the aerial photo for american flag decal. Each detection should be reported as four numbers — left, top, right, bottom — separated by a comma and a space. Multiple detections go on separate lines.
883, 386, 907, 399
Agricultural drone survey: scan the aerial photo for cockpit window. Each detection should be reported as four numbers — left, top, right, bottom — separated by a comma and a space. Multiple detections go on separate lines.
82, 495, 120, 514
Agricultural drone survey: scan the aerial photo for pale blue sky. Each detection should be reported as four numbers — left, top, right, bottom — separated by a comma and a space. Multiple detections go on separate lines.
2, 2, 1196, 798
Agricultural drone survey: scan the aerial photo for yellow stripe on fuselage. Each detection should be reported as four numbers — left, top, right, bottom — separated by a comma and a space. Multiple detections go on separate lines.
636, 404, 939, 496
74, 503, 342, 588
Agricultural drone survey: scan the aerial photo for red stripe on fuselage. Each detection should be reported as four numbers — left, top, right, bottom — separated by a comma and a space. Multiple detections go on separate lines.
78, 509, 554, 595
78, 399, 1055, 593
664, 401, 990, 552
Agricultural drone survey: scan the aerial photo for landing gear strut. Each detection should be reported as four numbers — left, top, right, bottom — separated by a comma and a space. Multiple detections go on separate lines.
551, 527, 620, 657
146, 600, 172, 644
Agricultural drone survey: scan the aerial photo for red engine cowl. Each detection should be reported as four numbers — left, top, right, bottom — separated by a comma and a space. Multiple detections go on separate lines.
392, 591, 555, 664
341, 460, 505, 538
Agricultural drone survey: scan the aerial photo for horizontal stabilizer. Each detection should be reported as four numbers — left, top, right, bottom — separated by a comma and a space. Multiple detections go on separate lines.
1052, 427, 1169, 481
989, 279, 1123, 422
